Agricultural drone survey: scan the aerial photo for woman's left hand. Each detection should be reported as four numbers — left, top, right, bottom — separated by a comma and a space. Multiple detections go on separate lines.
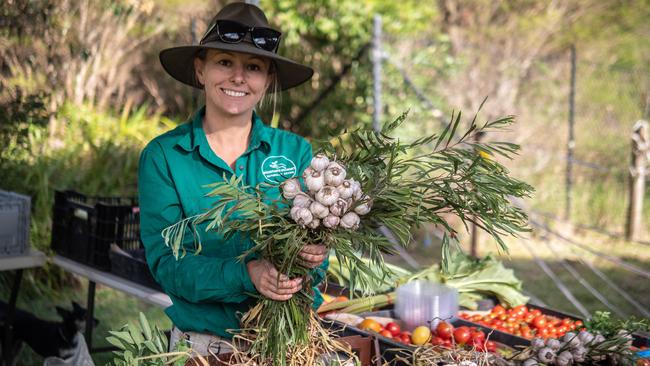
299, 245, 328, 268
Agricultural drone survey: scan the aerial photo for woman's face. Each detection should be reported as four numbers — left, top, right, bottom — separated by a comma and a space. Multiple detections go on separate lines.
195, 49, 272, 119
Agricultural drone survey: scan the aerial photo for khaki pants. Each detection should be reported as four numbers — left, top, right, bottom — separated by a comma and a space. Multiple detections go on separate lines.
169, 326, 235, 356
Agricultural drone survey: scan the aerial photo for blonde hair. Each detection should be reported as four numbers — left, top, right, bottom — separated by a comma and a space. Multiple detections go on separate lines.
257, 61, 281, 123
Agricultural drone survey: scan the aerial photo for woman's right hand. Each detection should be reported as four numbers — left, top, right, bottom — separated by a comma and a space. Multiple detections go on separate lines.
246, 259, 303, 301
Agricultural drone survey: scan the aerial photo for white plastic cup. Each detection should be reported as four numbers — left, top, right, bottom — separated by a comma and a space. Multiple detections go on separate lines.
394, 280, 459, 331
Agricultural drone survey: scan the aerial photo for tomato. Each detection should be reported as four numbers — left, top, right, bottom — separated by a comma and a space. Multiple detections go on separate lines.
385, 322, 401, 337
453, 326, 472, 344
436, 321, 454, 340
574, 320, 583, 327
532, 316, 547, 329
359, 318, 383, 333
492, 319, 504, 328
486, 340, 497, 352
530, 309, 542, 317
411, 326, 432, 346
492, 305, 506, 315
472, 338, 485, 351
378, 329, 392, 338
498, 314, 508, 321
514, 305, 528, 314
471, 330, 486, 343
431, 336, 445, 346
442, 339, 453, 349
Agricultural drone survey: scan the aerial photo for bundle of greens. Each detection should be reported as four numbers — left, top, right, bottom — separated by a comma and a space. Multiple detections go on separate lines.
162, 109, 533, 365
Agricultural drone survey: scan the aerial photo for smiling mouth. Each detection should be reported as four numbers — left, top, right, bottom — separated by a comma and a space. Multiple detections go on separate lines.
221, 88, 249, 97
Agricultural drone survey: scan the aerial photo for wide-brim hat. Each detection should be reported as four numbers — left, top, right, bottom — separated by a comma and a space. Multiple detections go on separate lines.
159, 2, 313, 91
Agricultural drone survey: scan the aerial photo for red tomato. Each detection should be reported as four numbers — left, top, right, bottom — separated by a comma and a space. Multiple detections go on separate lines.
486, 340, 497, 352
385, 322, 401, 337
380, 329, 393, 338
531, 309, 542, 317
574, 320, 583, 327
453, 326, 471, 344
498, 314, 508, 321
431, 336, 445, 346
471, 330, 486, 343
436, 321, 454, 340
514, 305, 528, 314
492, 319, 504, 328
472, 338, 485, 351
492, 305, 506, 315
442, 339, 453, 349
532, 316, 547, 329
399, 333, 411, 344
561, 318, 572, 326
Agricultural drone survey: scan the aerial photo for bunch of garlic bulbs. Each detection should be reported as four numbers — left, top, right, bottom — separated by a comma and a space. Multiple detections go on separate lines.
280, 153, 372, 230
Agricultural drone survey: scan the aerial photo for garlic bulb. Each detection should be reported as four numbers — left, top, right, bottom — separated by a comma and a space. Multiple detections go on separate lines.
546, 338, 561, 351
306, 218, 320, 230
340, 212, 360, 230
350, 179, 363, 200
577, 331, 594, 345
310, 153, 330, 171
309, 201, 330, 219
562, 332, 580, 348
305, 171, 325, 193
281, 178, 302, 199
337, 180, 354, 199
353, 195, 372, 215
522, 359, 538, 366
572, 347, 586, 363
324, 165, 346, 186
327, 161, 345, 171
315, 186, 340, 206
322, 215, 340, 229
556, 351, 573, 366
290, 207, 313, 226
537, 347, 556, 364
329, 198, 349, 217
531, 338, 545, 351
302, 166, 314, 180
292, 192, 312, 208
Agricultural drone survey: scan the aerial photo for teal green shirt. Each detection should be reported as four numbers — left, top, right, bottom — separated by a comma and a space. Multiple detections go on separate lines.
138, 107, 328, 338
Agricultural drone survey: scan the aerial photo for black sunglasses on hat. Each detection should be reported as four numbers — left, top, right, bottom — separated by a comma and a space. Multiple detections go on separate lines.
201, 20, 282, 53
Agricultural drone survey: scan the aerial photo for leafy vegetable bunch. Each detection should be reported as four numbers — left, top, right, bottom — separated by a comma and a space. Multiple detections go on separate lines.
163, 108, 533, 365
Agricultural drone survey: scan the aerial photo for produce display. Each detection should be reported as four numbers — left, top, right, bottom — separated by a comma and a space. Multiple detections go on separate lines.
161, 113, 533, 365
459, 305, 584, 340
353, 316, 501, 353
322, 252, 529, 315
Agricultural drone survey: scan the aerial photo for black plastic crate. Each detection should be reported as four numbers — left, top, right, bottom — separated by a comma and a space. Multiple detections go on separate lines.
109, 248, 162, 291
51, 190, 139, 270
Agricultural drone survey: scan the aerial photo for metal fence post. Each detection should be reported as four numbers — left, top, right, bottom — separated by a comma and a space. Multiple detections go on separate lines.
565, 44, 576, 221
372, 14, 382, 133
625, 120, 649, 241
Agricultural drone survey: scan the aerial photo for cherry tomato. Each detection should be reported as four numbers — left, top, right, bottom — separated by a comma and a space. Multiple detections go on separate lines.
472, 338, 485, 351
471, 330, 486, 343
514, 305, 528, 314
442, 339, 453, 349
453, 326, 472, 344
385, 322, 401, 337
431, 336, 445, 346
486, 340, 497, 352
532, 316, 547, 329
399, 333, 411, 344
531, 309, 542, 317
574, 320, 583, 327
436, 321, 454, 340
492, 305, 506, 315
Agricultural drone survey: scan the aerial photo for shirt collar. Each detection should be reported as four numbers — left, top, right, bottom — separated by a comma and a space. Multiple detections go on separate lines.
176, 106, 271, 153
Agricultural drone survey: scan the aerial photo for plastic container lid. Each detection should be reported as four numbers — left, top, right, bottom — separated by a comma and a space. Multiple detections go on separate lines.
394, 280, 459, 331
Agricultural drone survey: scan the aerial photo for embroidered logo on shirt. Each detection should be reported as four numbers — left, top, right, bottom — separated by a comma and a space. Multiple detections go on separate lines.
261, 156, 297, 182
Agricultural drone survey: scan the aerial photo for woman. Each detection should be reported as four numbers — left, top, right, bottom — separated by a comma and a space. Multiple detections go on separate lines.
138, 2, 328, 355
